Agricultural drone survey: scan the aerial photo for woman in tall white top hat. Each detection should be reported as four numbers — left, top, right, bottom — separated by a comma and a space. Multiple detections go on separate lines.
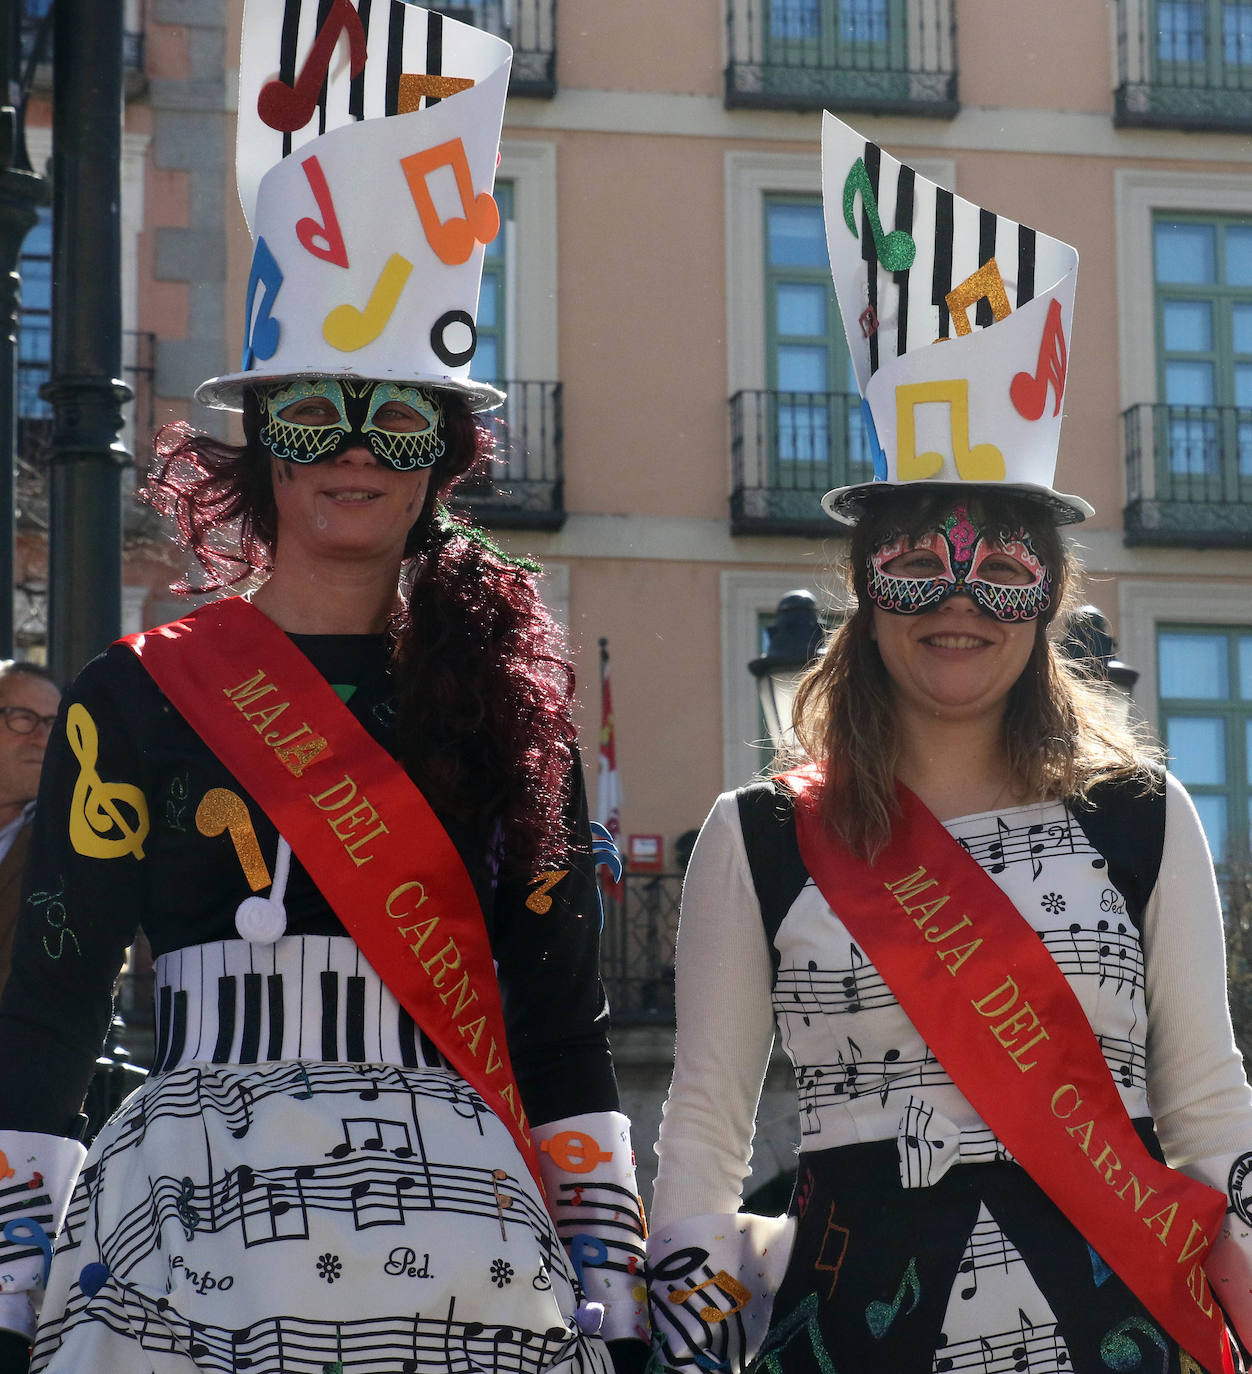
646, 114, 1252, 1374
0, 5, 647, 1372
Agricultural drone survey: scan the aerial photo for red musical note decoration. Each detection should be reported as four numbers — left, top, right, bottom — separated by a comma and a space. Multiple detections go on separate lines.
257, 0, 368, 134
296, 156, 349, 268
1010, 298, 1068, 421
859, 306, 879, 339
400, 139, 500, 267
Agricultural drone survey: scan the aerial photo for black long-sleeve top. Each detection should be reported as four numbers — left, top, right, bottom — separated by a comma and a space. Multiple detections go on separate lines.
0, 633, 619, 1139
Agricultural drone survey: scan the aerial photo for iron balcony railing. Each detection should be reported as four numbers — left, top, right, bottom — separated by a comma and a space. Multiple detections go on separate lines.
453, 380, 565, 530
1115, 0, 1252, 131
599, 873, 681, 1025
437, 0, 556, 96
725, 0, 958, 114
1123, 402, 1252, 547
730, 387, 871, 536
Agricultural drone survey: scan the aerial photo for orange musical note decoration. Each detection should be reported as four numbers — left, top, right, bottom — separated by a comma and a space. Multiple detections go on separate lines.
945, 258, 1012, 338
323, 253, 413, 351
401, 139, 500, 267
538, 1130, 614, 1174
895, 380, 1005, 483
196, 789, 271, 892
1010, 297, 1068, 421
526, 870, 569, 914
256, 0, 368, 134
668, 1271, 751, 1324
398, 73, 476, 113
296, 155, 349, 269
842, 158, 916, 273
813, 1200, 850, 1301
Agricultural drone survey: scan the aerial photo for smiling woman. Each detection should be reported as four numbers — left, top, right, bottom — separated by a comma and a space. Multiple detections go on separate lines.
0, 5, 647, 1373
647, 111, 1252, 1374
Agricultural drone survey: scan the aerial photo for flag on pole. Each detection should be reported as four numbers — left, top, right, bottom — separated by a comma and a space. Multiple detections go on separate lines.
596, 638, 623, 898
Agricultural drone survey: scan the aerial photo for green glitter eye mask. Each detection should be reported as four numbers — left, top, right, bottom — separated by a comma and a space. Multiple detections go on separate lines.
256, 379, 445, 471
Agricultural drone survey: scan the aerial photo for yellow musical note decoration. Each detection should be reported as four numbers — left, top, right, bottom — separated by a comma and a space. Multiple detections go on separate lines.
67, 703, 150, 861
323, 253, 413, 351
195, 789, 272, 892
668, 1270, 751, 1324
895, 380, 1005, 484
945, 258, 1012, 338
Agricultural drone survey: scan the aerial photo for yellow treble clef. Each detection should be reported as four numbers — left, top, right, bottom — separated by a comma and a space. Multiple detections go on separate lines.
67, 703, 150, 861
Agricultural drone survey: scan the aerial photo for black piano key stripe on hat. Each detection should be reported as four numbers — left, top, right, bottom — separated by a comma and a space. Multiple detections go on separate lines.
348, 0, 372, 119
933, 188, 954, 340
277, 2, 303, 160
863, 141, 882, 376
976, 209, 998, 329
893, 165, 916, 359
423, 9, 445, 108
1017, 224, 1037, 307
385, 0, 408, 114
154, 985, 173, 1074
315, 0, 334, 136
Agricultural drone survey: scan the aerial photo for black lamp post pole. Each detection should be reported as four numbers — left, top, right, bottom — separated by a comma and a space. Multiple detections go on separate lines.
0, 3, 50, 659
44, 0, 131, 683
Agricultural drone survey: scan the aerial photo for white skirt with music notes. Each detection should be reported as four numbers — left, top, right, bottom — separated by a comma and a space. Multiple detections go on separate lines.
32, 1058, 612, 1374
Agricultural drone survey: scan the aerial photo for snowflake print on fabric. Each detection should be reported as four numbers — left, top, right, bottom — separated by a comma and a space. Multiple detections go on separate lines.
1040, 892, 1066, 915
491, 1258, 514, 1288
316, 1253, 343, 1284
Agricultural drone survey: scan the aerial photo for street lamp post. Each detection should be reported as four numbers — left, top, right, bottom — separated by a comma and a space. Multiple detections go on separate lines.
1059, 604, 1140, 715
44, 0, 131, 682
748, 590, 825, 752
0, 2, 51, 659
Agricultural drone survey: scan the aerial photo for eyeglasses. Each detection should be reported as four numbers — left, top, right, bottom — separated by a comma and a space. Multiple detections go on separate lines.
0, 706, 58, 736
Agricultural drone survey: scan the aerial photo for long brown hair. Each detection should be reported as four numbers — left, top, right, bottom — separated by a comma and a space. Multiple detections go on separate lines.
788, 488, 1161, 859
142, 390, 577, 875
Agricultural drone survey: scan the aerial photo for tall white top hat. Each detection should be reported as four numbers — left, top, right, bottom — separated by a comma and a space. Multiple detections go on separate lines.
196, 0, 511, 413
820, 113, 1091, 524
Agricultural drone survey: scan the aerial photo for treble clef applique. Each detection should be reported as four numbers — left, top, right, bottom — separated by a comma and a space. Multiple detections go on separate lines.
67, 703, 150, 861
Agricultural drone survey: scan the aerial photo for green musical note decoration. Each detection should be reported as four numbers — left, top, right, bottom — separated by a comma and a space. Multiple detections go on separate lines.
843, 159, 917, 273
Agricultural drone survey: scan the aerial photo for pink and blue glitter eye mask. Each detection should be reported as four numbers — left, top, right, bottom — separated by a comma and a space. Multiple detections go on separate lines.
866, 504, 1052, 623
257, 378, 444, 471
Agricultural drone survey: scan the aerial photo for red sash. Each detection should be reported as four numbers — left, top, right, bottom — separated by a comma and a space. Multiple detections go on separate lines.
782, 765, 1234, 1374
124, 597, 544, 1193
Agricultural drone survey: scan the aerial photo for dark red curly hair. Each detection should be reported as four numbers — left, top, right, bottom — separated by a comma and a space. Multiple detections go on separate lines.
142, 389, 577, 875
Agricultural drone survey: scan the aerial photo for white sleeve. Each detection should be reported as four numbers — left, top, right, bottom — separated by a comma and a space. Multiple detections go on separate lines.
1143, 772, 1252, 1340
650, 792, 779, 1228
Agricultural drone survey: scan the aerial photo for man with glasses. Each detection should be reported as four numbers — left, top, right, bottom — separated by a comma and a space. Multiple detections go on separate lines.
0, 661, 61, 996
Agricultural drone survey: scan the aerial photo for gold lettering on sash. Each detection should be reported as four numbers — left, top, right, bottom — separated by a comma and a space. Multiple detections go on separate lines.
224, 670, 276, 709
884, 866, 937, 905
458, 1015, 486, 1053
439, 971, 479, 1020
421, 938, 462, 988
1117, 1174, 1158, 1213
1067, 1118, 1095, 1153
241, 699, 289, 732
972, 975, 1019, 1018
1144, 1201, 1179, 1244
387, 881, 429, 920
67, 703, 150, 861
935, 937, 981, 974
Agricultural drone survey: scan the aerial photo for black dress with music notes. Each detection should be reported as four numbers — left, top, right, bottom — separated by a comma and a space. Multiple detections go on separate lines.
648, 778, 1252, 1374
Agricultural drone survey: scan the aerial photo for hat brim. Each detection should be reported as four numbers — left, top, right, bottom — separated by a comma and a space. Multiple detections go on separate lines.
194, 365, 507, 414
821, 480, 1094, 527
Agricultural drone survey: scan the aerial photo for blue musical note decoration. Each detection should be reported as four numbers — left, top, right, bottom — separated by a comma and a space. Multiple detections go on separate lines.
569, 1233, 608, 1293
4, 1218, 53, 1286
241, 236, 284, 371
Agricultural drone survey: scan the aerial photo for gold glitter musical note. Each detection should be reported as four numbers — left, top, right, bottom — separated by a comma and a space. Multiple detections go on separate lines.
397, 73, 475, 112
945, 258, 1012, 338
525, 870, 569, 914
67, 704, 150, 861
196, 789, 272, 892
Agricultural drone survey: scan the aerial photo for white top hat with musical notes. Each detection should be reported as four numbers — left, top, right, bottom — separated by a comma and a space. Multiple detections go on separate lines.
819, 113, 1092, 525
195, 1, 510, 413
